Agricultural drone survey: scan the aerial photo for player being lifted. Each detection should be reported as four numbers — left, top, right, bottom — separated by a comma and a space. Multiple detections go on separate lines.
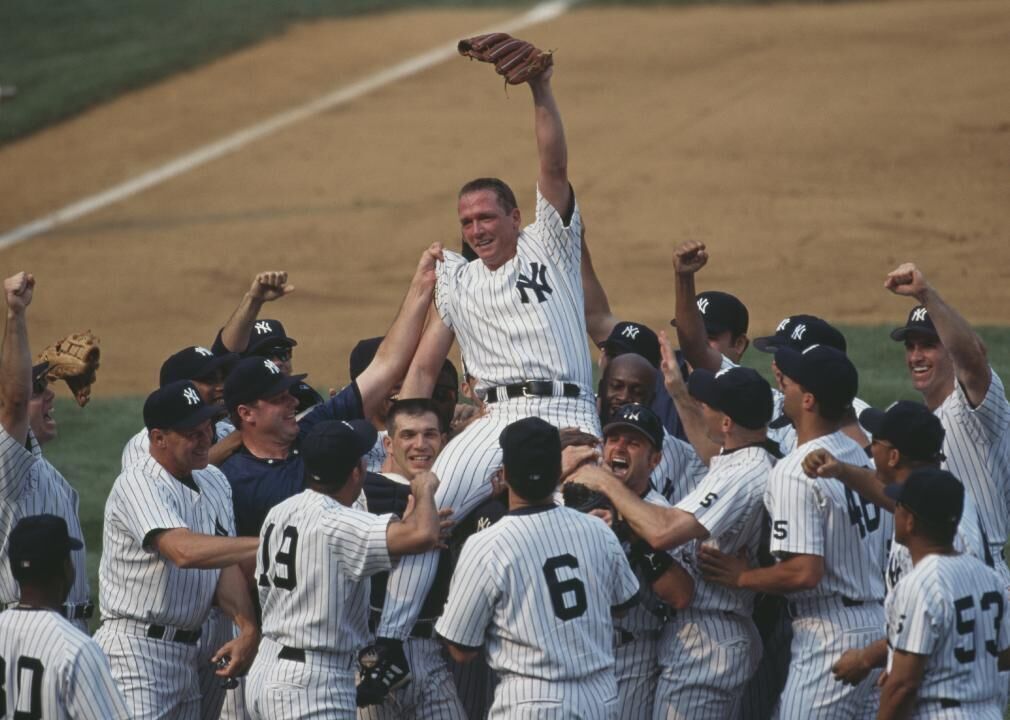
359, 35, 602, 702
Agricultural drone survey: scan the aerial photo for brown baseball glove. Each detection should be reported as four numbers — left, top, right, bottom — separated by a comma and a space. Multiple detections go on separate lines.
457, 33, 553, 85
37, 331, 101, 407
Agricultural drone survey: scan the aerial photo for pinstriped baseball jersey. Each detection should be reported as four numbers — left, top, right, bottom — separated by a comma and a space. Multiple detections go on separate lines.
99, 455, 236, 629
618, 488, 675, 636
121, 420, 235, 470
767, 431, 891, 602
936, 370, 1010, 561
435, 505, 639, 686
675, 445, 777, 615
652, 431, 708, 505
768, 392, 872, 456
886, 553, 1010, 713
0, 428, 89, 629
434, 188, 591, 395
886, 490, 988, 595
257, 489, 392, 652
0, 608, 131, 719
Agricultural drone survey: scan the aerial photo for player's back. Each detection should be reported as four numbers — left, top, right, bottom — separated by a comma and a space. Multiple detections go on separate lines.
886, 553, 1010, 716
459, 505, 634, 681
0, 608, 129, 719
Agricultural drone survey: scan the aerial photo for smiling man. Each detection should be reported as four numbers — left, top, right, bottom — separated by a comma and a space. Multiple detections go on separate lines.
885, 262, 1010, 597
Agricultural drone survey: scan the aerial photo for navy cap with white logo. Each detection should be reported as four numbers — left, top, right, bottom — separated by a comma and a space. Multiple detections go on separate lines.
600, 321, 661, 369
301, 420, 377, 485
889, 305, 938, 342
774, 344, 858, 411
753, 314, 847, 354
885, 467, 964, 530
245, 319, 297, 357
499, 417, 562, 499
688, 291, 749, 339
688, 366, 773, 430
224, 356, 306, 411
144, 380, 221, 431
9, 514, 83, 580
602, 403, 664, 449
160, 346, 239, 386
859, 400, 945, 463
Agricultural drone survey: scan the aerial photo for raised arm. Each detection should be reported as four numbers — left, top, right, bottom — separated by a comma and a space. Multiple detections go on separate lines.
673, 242, 725, 372
400, 303, 456, 399
529, 69, 573, 221
581, 226, 619, 346
0, 273, 35, 445
659, 331, 720, 464
219, 271, 294, 353
356, 244, 441, 418
885, 263, 990, 405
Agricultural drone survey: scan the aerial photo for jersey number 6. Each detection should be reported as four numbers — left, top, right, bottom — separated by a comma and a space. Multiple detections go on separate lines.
542, 554, 588, 621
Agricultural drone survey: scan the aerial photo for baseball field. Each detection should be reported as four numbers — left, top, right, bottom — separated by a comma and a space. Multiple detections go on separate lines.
2, 0, 1009, 623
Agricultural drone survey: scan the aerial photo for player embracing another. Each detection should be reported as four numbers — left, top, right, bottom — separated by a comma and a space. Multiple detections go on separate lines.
436, 417, 641, 718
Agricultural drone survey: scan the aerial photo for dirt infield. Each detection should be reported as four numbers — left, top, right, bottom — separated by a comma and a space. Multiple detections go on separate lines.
1, 0, 1007, 395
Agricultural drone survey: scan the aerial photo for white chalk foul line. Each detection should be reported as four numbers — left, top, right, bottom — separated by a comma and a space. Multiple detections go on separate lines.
0, 0, 573, 251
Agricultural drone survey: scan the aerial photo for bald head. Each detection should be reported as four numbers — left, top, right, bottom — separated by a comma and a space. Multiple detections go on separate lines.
600, 353, 657, 421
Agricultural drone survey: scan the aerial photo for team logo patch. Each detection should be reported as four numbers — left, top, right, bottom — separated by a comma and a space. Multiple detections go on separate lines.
911, 307, 928, 322
254, 321, 273, 335
791, 324, 807, 341
621, 325, 641, 339
263, 360, 280, 374
515, 262, 553, 304
697, 297, 710, 314
194, 347, 214, 357
182, 387, 201, 406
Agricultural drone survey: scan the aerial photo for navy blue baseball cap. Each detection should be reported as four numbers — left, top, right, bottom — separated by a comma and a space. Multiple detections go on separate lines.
602, 403, 665, 449
693, 291, 749, 338
144, 380, 221, 431
859, 401, 945, 463
160, 346, 239, 387
301, 420, 377, 485
885, 467, 963, 529
500, 417, 562, 499
601, 321, 661, 369
9, 514, 82, 581
31, 362, 50, 395
774, 344, 858, 411
245, 319, 297, 356
890, 305, 938, 342
753, 315, 847, 354
349, 337, 384, 381
224, 357, 306, 411
688, 367, 773, 430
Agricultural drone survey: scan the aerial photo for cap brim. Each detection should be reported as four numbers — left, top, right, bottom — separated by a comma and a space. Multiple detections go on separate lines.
601, 339, 634, 356
858, 407, 885, 435
31, 362, 50, 383
229, 373, 308, 410
247, 337, 298, 355
752, 336, 781, 353
202, 352, 240, 376
772, 346, 805, 381
601, 420, 659, 449
170, 402, 223, 430
67, 536, 84, 550
889, 326, 939, 342
342, 419, 379, 456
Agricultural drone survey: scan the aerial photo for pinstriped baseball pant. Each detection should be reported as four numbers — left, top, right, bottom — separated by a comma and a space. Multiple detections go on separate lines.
246, 637, 357, 720
356, 637, 466, 720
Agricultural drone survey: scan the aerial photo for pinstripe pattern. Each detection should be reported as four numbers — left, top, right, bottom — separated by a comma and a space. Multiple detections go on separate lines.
100, 455, 236, 628
651, 432, 708, 505
936, 370, 1010, 589
0, 428, 90, 632
356, 637, 466, 720
434, 188, 589, 395
376, 396, 599, 640
122, 420, 236, 470
197, 608, 243, 720
0, 607, 131, 718
435, 506, 638, 717
768, 392, 871, 457
653, 447, 775, 719
247, 637, 357, 720
257, 490, 392, 652
886, 553, 1010, 718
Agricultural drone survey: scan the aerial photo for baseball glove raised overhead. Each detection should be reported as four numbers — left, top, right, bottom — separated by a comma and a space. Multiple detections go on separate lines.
37, 331, 101, 407
457, 33, 553, 85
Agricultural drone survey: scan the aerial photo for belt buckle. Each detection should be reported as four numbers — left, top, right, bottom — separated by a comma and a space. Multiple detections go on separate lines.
521, 383, 536, 399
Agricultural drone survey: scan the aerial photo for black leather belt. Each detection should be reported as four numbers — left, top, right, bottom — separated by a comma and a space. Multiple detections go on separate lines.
278, 646, 306, 663
483, 381, 581, 404
64, 602, 94, 620
938, 698, 961, 709
146, 624, 201, 644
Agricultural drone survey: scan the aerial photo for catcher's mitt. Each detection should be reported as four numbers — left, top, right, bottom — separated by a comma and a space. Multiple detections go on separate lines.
457, 33, 553, 85
562, 482, 611, 514
37, 331, 100, 407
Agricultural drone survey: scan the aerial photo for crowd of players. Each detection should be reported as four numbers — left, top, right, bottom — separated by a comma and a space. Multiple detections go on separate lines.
1, 54, 1010, 720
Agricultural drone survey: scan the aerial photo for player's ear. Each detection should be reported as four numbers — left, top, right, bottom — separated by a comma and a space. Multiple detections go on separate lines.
732, 334, 749, 357
383, 433, 393, 453
648, 449, 662, 472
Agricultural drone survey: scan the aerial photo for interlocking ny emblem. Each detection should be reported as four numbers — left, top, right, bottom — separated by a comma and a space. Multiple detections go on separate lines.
790, 324, 807, 341
515, 262, 553, 304
195, 347, 214, 357
623, 410, 641, 422
182, 388, 201, 406
776, 317, 791, 332
263, 360, 280, 374
911, 307, 928, 322
254, 321, 272, 335
622, 325, 641, 340
697, 297, 710, 314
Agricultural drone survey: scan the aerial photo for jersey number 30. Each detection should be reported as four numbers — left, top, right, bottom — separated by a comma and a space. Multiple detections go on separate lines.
0, 654, 44, 719
258, 523, 299, 591
542, 554, 588, 621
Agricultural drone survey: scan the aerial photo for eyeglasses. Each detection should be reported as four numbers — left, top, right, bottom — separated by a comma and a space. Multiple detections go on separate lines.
265, 348, 292, 362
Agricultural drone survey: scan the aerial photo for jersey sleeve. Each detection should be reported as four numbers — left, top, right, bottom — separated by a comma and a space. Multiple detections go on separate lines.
435, 535, 500, 649
888, 577, 942, 657
653, 435, 708, 504
114, 469, 190, 551
677, 465, 754, 540
950, 369, 1010, 445
119, 429, 147, 472
298, 382, 365, 435
434, 251, 467, 331
765, 463, 825, 558
321, 506, 392, 580
0, 424, 38, 505
64, 638, 133, 719
526, 185, 582, 269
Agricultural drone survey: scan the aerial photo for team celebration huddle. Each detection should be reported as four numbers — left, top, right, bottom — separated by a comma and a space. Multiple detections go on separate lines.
2, 33, 1009, 720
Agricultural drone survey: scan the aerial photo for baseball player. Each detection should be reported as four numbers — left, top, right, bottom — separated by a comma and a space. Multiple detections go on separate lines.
698, 344, 891, 718
95, 381, 260, 719
435, 417, 641, 718
885, 262, 1010, 594
246, 419, 445, 719
219, 245, 438, 539
572, 368, 776, 719
0, 515, 130, 718
597, 352, 709, 503
212, 271, 295, 371
364, 53, 604, 697
0, 272, 92, 631
879, 467, 1010, 719
570, 404, 694, 719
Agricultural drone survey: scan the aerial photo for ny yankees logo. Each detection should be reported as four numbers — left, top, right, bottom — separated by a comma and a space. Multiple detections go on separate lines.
515, 262, 553, 304
911, 307, 928, 322
623, 410, 641, 422
254, 321, 273, 335
790, 324, 807, 341
263, 359, 280, 374
697, 297, 710, 314
194, 347, 214, 357
182, 387, 201, 406
776, 317, 792, 332
476, 516, 492, 532
622, 325, 641, 340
